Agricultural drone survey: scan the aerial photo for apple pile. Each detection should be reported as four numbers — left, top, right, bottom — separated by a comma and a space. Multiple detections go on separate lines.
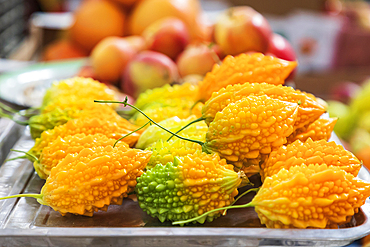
63, 0, 297, 98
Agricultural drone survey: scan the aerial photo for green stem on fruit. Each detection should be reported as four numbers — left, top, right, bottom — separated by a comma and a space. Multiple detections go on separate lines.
113, 121, 151, 148
222, 187, 259, 215
0, 102, 18, 114
167, 117, 205, 141
95, 98, 205, 147
190, 100, 201, 111
19, 107, 40, 117
5, 155, 28, 162
0, 193, 43, 201
0, 108, 28, 125
0, 102, 39, 118
173, 201, 255, 225
9, 149, 38, 162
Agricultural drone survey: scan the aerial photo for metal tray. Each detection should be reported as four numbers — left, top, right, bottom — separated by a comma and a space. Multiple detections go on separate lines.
0, 127, 369, 247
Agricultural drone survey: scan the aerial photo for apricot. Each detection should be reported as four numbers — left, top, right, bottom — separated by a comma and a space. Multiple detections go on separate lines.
70, 0, 126, 51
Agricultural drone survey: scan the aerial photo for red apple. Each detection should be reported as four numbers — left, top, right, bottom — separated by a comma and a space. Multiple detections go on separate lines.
214, 6, 272, 56
176, 43, 222, 77
142, 17, 190, 60
266, 33, 296, 62
122, 51, 180, 97
266, 33, 297, 80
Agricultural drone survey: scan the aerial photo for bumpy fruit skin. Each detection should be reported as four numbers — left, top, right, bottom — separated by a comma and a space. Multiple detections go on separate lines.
35, 133, 129, 179
29, 107, 76, 139
287, 117, 337, 144
261, 139, 362, 181
131, 99, 202, 128
41, 77, 117, 111
136, 154, 241, 223
29, 118, 141, 159
202, 82, 327, 130
252, 164, 370, 228
39, 145, 151, 216
145, 139, 202, 170
133, 82, 199, 111
29, 104, 131, 139
204, 95, 298, 170
135, 115, 207, 149
130, 83, 202, 128
197, 53, 297, 102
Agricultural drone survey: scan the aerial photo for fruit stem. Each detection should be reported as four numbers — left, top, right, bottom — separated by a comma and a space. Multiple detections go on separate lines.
167, 117, 205, 141
0, 193, 42, 200
19, 107, 40, 117
0, 102, 18, 114
5, 155, 28, 162
0, 108, 28, 125
0, 102, 38, 118
113, 121, 151, 148
95, 98, 205, 147
223, 187, 259, 215
173, 201, 255, 225
10, 149, 38, 162
190, 100, 201, 111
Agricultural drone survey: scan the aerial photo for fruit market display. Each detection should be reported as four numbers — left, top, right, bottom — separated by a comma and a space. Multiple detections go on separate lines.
1, 50, 370, 230
1, 0, 370, 232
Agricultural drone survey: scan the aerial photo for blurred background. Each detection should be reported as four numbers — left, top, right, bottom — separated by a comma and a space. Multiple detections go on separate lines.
2, 0, 370, 96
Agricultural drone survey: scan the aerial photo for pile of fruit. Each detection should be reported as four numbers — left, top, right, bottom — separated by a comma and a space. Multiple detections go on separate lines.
1, 52, 370, 229
43, 0, 296, 99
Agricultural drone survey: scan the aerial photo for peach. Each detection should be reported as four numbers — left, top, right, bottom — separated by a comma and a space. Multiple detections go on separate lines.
122, 51, 179, 97
214, 6, 272, 55
143, 17, 190, 60
176, 43, 222, 77
128, 0, 205, 41
91, 36, 138, 84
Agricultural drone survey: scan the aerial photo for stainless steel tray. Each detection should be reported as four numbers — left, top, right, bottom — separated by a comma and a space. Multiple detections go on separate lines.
0, 126, 369, 247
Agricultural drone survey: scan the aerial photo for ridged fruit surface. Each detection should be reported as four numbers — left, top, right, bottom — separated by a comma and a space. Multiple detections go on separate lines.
197, 53, 297, 102
202, 82, 326, 129
261, 139, 362, 181
40, 145, 151, 216
253, 164, 370, 228
136, 153, 241, 223
203, 95, 298, 169
35, 133, 129, 179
